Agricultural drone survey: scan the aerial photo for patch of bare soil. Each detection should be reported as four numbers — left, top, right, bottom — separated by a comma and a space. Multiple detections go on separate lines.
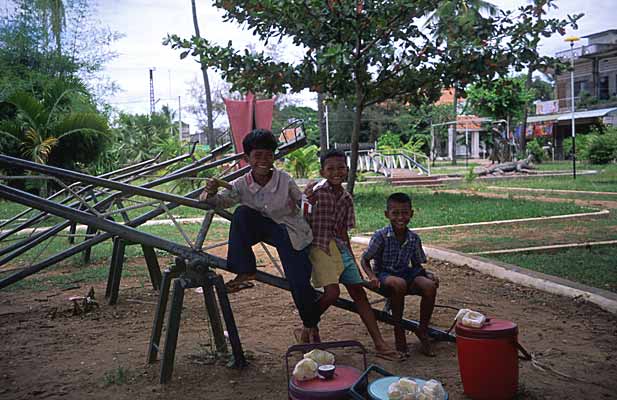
1, 245, 616, 400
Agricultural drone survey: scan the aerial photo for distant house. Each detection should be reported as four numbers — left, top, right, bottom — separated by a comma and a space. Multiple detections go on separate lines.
529, 29, 617, 159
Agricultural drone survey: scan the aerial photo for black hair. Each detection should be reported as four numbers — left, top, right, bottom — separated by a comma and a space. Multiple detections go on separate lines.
242, 128, 278, 155
320, 148, 347, 167
386, 192, 412, 209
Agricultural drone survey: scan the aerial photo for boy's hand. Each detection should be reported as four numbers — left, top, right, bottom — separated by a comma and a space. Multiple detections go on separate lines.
426, 271, 439, 288
366, 272, 380, 290
199, 178, 220, 201
304, 180, 318, 198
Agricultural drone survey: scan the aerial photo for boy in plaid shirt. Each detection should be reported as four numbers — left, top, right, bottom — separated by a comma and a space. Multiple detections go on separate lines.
361, 192, 439, 356
305, 149, 399, 359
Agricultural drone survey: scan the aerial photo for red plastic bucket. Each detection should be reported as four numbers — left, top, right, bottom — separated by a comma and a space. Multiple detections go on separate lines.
456, 319, 519, 400
289, 365, 362, 400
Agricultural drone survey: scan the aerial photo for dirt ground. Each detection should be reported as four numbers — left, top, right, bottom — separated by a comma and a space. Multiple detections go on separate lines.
1, 243, 616, 400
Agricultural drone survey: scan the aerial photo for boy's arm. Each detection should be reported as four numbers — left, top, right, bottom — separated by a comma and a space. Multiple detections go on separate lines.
199, 178, 240, 209
360, 233, 383, 289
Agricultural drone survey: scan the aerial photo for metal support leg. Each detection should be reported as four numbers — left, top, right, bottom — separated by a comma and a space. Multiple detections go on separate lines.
160, 277, 186, 384
105, 237, 120, 299
202, 282, 227, 354
195, 211, 214, 250
147, 268, 175, 364
68, 222, 77, 244
212, 274, 246, 368
141, 244, 162, 290
82, 225, 97, 264
107, 238, 126, 305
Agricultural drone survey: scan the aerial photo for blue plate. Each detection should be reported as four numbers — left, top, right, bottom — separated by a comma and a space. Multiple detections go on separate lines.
367, 376, 449, 400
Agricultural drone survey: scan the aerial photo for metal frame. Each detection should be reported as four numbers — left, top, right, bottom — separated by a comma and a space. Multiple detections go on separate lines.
0, 124, 455, 386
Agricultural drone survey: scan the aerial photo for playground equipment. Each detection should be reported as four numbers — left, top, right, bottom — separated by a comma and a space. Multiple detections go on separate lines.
0, 121, 454, 385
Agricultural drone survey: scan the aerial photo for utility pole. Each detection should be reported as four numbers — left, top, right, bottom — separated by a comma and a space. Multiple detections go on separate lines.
178, 96, 182, 142
149, 68, 156, 115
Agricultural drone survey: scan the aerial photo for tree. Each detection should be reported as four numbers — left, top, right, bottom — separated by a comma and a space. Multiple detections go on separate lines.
424, 0, 498, 165
186, 76, 229, 138
190, 0, 215, 148
1, 0, 121, 100
505, 0, 582, 154
466, 76, 534, 162
35, 0, 66, 56
165, 1, 578, 193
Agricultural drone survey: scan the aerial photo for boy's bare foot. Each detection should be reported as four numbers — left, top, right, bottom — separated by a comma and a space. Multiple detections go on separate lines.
225, 273, 256, 292
293, 327, 311, 344
415, 331, 436, 357
374, 344, 406, 361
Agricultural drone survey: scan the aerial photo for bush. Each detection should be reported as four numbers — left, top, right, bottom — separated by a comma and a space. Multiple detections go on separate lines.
585, 134, 617, 164
563, 134, 593, 160
377, 131, 402, 150
526, 139, 546, 163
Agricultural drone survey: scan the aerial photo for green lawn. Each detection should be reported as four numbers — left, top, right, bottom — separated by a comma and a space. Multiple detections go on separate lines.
484, 163, 617, 192
353, 184, 590, 233
492, 246, 617, 293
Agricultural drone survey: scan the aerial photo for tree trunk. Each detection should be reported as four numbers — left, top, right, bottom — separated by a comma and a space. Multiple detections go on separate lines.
347, 81, 363, 195
520, 69, 533, 155
191, 0, 214, 148
450, 86, 457, 165
317, 92, 328, 158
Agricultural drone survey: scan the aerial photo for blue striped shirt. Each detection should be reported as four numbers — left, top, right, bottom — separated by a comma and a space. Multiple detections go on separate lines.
362, 225, 426, 275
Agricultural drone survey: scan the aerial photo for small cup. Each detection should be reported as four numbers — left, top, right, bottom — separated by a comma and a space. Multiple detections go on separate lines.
318, 364, 336, 380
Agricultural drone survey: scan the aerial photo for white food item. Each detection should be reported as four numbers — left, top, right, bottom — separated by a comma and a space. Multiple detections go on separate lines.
303, 349, 335, 366
461, 311, 486, 328
398, 377, 419, 394
455, 308, 486, 328
292, 358, 318, 381
401, 394, 416, 400
420, 379, 446, 400
387, 381, 403, 400
454, 308, 472, 322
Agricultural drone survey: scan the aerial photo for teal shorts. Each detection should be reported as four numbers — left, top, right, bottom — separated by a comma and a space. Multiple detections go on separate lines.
339, 247, 364, 285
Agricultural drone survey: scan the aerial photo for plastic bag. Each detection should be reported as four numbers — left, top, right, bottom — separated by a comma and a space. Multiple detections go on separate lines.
303, 349, 335, 366
388, 378, 419, 400
387, 381, 403, 400
420, 379, 446, 400
292, 358, 318, 381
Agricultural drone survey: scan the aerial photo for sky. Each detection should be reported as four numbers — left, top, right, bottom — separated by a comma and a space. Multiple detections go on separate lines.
97, 0, 616, 132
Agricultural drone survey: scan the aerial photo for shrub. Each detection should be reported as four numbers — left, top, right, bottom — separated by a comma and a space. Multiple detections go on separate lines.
377, 131, 402, 150
585, 134, 617, 164
563, 134, 593, 160
526, 139, 546, 163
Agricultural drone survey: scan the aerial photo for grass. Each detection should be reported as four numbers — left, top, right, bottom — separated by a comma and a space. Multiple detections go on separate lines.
491, 246, 617, 293
485, 163, 617, 192
353, 184, 590, 233
0, 222, 230, 291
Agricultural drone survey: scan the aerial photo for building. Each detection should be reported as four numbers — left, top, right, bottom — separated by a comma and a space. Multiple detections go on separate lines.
528, 29, 617, 159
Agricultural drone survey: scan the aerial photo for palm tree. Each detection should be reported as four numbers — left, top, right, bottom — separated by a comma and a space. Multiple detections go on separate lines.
0, 84, 108, 170
425, 0, 499, 165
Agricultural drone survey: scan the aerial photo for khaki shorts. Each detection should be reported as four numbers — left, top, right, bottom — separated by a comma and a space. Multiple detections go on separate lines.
310, 241, 364, 288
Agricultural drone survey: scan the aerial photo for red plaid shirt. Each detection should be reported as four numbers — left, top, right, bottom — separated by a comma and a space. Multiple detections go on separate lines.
306, 180, 355, 254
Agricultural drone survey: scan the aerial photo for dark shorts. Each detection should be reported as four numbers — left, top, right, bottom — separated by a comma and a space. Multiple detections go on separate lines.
377, 268, 426, 286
